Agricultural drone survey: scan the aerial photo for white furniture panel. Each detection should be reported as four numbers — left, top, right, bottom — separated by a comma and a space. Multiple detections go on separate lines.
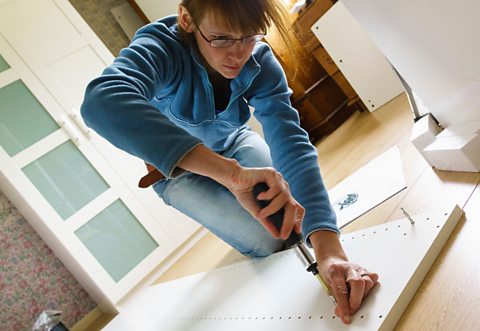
111, 3, 146, 40
46, 46, 107, 108
329, 146, 406, 228
339, 0, 480, 126
0, 0, 86, 66
312, 2, 404, 112
423, 134, 480, 172
105, 205, 463, 330
135, 0, 180, 22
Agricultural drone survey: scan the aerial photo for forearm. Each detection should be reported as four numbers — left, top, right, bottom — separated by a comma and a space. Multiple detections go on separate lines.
177, 144, 242, 187
310, 230, 348, 264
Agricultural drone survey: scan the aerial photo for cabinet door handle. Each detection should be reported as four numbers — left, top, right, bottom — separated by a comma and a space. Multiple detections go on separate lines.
58, 115, 83, 143
69, 108, 91, 138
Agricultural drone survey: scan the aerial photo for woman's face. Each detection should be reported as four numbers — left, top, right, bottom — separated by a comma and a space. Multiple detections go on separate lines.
193, 12, 257, 79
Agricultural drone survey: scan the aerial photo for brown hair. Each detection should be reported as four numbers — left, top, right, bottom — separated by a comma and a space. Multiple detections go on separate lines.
178, 0, 299, 76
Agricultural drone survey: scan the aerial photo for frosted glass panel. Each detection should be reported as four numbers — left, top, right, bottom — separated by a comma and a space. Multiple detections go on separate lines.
0, 80, 59, 156
22, 141, 109, 219
0, 55, 9, 72
75, 200, 158, 282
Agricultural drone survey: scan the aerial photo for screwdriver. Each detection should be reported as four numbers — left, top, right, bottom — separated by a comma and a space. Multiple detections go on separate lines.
253, 183, 337, 304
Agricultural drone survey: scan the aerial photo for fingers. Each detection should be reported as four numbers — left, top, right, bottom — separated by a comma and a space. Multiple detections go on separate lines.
254, 170, 284, 200
228, 166, 305, 240
346, 269, 366, 313
253, 172, 304, 240
361, 272, 379, 300
257, 198, 303, 239
325, 262, 379, 324
328, 264, 352, 324
256, 188, 287, 219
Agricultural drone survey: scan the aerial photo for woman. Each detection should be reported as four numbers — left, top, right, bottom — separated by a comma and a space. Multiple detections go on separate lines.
81, 0, 378, 324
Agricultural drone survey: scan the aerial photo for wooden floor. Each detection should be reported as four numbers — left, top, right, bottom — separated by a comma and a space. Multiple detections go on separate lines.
87, 93, 480, 330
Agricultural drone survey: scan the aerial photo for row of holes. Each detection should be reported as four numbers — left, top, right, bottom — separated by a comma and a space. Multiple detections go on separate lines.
217, 213, 449, 271
178, 314, 381, 321
341, 215, 445, 242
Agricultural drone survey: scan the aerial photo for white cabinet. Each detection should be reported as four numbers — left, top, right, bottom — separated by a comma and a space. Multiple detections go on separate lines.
0, 0, 200, 313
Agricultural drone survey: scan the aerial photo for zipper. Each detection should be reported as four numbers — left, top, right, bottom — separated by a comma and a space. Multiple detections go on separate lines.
191, 51, 261, 120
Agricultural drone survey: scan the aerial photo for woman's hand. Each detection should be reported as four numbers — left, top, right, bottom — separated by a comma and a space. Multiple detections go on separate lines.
310, 230, 379, 324
225, 166, 305, 240
175, 145, 303, 239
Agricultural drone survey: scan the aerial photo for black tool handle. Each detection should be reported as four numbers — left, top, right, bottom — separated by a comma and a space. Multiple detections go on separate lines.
253, 183, 301, 248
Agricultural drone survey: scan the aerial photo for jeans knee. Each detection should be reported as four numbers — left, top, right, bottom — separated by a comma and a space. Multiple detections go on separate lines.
239, 238, 285, 258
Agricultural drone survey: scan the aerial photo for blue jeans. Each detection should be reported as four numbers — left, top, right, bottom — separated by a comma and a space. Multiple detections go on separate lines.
153, 129, 285, 258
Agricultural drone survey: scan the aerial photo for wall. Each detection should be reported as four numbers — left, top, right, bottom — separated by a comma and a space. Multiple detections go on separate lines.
0, 1, 132, 329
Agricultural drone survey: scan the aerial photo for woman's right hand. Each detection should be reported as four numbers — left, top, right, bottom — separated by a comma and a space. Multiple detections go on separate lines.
176, 145, 303, 239
224, 166, 305, 240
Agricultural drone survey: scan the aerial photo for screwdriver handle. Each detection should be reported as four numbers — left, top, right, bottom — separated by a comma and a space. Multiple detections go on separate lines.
253, 183, 302, 248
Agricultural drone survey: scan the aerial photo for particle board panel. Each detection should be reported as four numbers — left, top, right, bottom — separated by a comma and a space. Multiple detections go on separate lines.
311, 2, 404, 112
329, 146, 406, 228
111, 3, 145, 40
104, 205, 463, 331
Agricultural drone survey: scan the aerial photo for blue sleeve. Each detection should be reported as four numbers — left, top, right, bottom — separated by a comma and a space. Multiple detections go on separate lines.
80, 22, 202, 178
247, 44, 339, 243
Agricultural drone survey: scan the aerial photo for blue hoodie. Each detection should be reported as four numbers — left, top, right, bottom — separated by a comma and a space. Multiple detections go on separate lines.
80, 15, 338, 243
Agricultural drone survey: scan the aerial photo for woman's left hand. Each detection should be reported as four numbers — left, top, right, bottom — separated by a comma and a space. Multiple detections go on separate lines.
319, 257, 378, 324
310, 230, 379, 324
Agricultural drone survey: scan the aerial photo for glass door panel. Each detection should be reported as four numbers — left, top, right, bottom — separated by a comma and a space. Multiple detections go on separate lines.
0, 79, 59, 156
0, 55, 10, 72
75, 199, 159, 282
22, 140, 109, 219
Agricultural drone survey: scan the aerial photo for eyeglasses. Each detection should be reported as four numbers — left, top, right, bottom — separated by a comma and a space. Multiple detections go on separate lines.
195, 24, 265, 48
